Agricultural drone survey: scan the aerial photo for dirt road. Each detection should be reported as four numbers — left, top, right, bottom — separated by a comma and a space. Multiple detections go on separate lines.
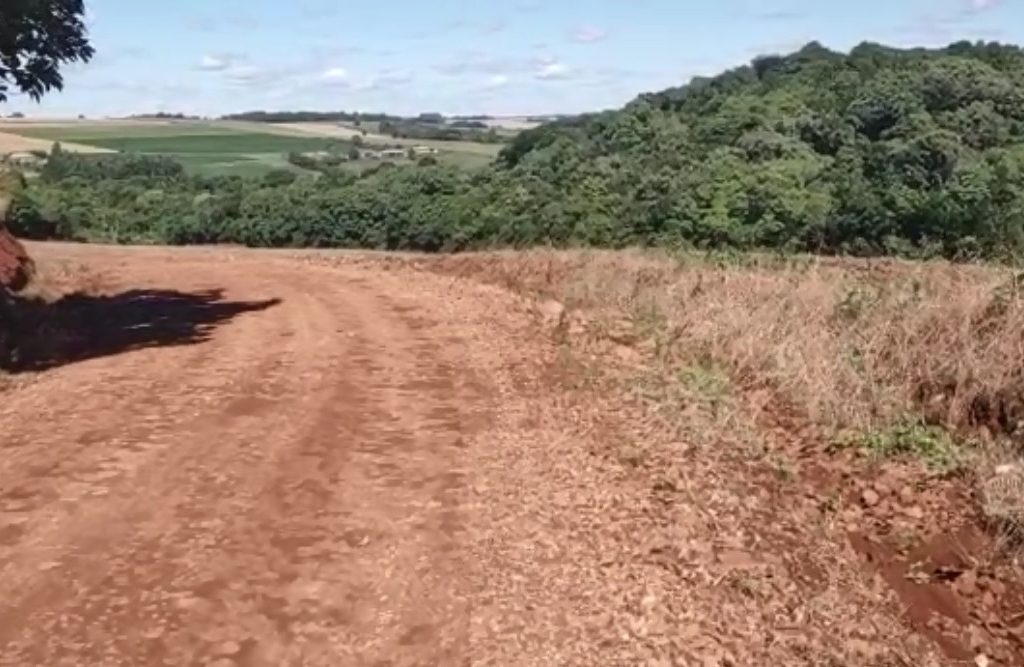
1, 245, 505, 665
0, 244, 957, 666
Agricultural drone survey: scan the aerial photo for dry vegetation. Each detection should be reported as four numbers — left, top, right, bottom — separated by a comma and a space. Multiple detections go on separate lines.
423, 249, 1024, 455
397, 248, 1024, 660
0, 129, 111, 154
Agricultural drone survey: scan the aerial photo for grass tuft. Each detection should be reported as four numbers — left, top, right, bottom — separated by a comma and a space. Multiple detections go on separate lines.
845, 418, 962, 472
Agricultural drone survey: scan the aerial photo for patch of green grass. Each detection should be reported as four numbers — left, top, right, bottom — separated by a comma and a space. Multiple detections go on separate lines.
842, 417, 962, 472
58, 132, 343, 154
5, 122, 235, 141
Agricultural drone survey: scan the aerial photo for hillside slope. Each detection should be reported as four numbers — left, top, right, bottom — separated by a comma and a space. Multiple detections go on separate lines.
499, 40, 1024, 257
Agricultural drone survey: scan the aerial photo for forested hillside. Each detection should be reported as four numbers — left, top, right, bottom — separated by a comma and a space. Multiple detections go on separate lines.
501, 40, 1024, 258
13, 41, 1024, 258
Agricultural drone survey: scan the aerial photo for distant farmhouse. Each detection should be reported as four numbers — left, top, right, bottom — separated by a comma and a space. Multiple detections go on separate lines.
360, 148, 406, 160
4, 152, 45, 169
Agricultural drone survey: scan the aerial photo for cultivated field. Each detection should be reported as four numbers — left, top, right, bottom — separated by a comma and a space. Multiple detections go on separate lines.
0, 129, 112, 154
480, 116, 543, 131
0, 120, 348, 176
283, 121, 505, 157
0, 118, 501, 174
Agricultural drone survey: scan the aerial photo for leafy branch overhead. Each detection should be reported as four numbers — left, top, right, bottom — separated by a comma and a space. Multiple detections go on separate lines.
0, 0, 94, 103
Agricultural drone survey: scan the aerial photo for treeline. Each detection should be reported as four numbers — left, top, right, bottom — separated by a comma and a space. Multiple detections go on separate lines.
222, 110, 397, 124
8, 149, 536, 250
378, 119, 505, 144
14, 41, 1024, 259
129, 112, 203, 120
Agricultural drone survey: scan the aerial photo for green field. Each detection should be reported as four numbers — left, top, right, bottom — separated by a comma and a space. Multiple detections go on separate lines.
17, 131, 343, 154
8, 122, 241, 141
4, 122, 347, 177
3, 120, 498, 176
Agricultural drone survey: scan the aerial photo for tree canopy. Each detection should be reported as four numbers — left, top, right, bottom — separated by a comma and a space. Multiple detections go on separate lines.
13, 40, 1024, 261
0, 0, 94, 102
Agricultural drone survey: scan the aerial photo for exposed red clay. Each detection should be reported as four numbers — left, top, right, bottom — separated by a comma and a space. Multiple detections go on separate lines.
2, 242, 1020, 666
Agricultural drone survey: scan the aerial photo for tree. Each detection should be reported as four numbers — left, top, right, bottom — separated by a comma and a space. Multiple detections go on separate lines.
0, 0, 94, 102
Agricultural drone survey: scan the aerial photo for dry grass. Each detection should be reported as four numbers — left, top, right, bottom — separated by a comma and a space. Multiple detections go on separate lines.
0, 130, 112, 155
418, 248, 1024, 518
426, 249, 1022, 431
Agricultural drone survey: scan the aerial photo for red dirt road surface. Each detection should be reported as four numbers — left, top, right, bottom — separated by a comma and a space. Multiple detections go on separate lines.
0, 243, 962, 665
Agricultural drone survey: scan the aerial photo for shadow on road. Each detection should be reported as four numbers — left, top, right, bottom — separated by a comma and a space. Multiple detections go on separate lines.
1, 288, 280, 372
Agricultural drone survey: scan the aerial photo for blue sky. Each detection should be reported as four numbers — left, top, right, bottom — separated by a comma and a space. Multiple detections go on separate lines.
3, 0, 1020, 118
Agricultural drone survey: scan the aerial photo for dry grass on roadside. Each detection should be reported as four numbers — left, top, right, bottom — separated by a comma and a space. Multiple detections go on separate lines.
422, 248, 1024, 525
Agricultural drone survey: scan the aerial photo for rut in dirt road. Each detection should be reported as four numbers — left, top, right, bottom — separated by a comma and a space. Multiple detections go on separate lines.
0, 247, 481, 665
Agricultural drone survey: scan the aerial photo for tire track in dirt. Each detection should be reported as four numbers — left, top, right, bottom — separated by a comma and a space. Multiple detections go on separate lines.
0, 248, 482, 666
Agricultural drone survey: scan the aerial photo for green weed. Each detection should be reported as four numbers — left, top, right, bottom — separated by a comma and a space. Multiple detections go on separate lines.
844, 417, 962, 472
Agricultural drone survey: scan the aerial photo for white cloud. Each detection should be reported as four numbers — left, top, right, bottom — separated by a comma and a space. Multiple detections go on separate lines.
321, 67, 349, 83
199, 54, 232, 71
535, 61, 573, 80
572, 25, 608, 44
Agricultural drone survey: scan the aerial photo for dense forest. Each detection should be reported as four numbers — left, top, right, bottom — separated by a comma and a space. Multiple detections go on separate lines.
13, 40, 1024, 258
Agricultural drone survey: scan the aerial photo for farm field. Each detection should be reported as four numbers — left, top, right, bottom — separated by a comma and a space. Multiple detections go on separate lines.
0, 119, 499, 175
480, 116, 544, 131
0, 129, 112, 155
0, 120, 350, 177
282, 121, 505, 157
